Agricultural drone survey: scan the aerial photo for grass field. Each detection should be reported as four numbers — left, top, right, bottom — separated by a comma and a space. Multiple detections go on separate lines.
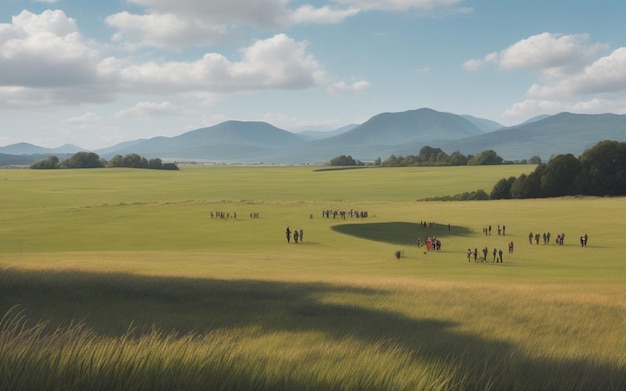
1, 165, 625, 390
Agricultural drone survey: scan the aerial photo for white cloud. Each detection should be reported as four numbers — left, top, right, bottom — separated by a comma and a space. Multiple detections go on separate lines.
108, 0, 466, 49
105, 12, 232, 49
288, 5, 360, 25
126, 0, 291, 28
101, 34, 327, 93
106, 1, 360, 49
0, 9, 342, 108
327, 80, 370, 95
115, 101, 182, 119
0, 10, 100, 88
528, 47, 626, 98
464, 32, 605, 72
63, 112, 103, 126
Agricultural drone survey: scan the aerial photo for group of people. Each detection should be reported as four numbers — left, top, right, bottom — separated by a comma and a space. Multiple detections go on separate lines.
285, 226, 304, 244
579, 234, 589, 247
482, 224, 506, 236
468, 247, 504, 263
528, 232, 572, 246
321, 209, 369, 219
417, 236, 441, 251
210, 211, 237, 219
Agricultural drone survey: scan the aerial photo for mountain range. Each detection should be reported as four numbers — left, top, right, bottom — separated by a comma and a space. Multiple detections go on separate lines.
2, 108, 626, 165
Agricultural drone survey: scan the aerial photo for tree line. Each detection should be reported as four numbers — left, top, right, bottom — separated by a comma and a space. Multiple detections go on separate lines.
328, 147, 542, 167
30, 152, 179, 170
425, 140, 626, 200
380, 146, 542, 167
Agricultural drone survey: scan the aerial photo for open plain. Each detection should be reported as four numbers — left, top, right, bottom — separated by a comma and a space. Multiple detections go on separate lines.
1, 165, 625, 390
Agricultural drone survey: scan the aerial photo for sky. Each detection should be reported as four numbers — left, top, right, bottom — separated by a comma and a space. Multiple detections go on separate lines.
1, 0, 626, 149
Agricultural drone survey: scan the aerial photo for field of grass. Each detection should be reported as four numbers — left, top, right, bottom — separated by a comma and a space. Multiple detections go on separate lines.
1, 165, 625, 390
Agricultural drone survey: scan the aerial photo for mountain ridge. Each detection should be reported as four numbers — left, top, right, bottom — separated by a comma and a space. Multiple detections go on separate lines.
2, 109, 625, 165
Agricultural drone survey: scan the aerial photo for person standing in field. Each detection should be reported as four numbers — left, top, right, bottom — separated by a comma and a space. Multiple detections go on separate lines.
294, 229, 299, 243
498, 249, 503, 263
473, 248, 478, 262
467, 248, 472, 262
482, 247, 488, 262
493, 248, 498, 262
528, 232, 533, 244
286, 226, 291, 243
299, 229, 304, 243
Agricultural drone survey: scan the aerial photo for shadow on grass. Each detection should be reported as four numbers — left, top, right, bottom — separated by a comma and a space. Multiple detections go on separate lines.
331, 221, 473, 245
1, 267, 623, 390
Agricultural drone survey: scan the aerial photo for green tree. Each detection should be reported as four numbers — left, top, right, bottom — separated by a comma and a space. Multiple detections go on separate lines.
578, 140, 626, 195
540, 154, 581, 196
30, 155, 59, 169
448, 151, 468, 166
108, 154, 124, 167
60, 152, 104, 168
468, 150, 503, 165
148, 158, 163, 169
122, 153, 146, 168
490, 176, 516, 199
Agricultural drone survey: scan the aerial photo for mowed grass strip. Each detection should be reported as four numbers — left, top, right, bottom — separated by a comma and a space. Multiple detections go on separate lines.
1, 165, 625, 390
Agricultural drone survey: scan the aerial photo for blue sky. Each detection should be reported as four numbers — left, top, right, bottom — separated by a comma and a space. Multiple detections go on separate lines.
1, 0, 626, 149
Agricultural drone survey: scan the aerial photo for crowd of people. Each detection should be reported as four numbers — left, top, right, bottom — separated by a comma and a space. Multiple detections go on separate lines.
417, 236, 441, 251
210, 211, 237, 219
321, 209, 369, 219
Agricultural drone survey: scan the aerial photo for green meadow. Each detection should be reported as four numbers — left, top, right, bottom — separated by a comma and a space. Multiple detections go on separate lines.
1, 165, 625, 390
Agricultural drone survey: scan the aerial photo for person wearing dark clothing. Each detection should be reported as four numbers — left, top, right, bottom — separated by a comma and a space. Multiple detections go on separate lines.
498, 249, 503, 263
473, 248, 478, 262
294, 230, 299, 243
493, 248, 497, 262
299, 229, 304, 242
286, 227, 291, 243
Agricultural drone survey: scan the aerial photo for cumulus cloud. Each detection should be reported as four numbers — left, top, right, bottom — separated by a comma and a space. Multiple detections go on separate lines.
0, 10, 100, 88
464, 32, 626, 123
100, 34, 327, 93
528, 47, 626, 98
105, 12, 233, 49
464, 32, 605, 72
107, 0, 467, 49
288, 5, 360, 25
0, 10, 336, 109
107, 0, 359, 48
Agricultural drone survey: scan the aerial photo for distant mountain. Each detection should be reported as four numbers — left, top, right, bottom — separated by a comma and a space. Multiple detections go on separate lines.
3, 109, 626, 165
267, 108, 487, 162
98, 120, 307, 162
297, 124, 358, 141
0, 142, 85, 155
432, 112, 626, 161
460, 115, 503, 132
